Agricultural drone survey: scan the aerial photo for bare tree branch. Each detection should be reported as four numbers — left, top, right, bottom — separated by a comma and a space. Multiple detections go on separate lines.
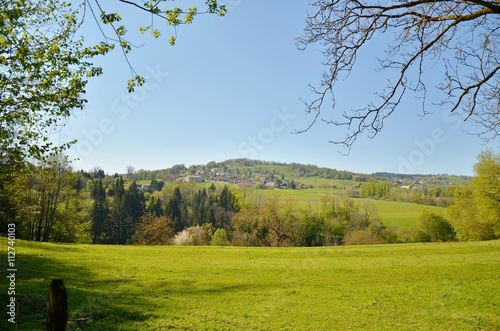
298, 0, 500, 150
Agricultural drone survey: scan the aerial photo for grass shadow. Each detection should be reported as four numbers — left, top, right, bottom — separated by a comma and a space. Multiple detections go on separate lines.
0, 250, 146, 331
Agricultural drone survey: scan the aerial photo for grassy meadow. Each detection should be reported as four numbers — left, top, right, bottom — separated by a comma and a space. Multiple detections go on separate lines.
369, 200, 447, 227
264, 187, 447, 228
134, 173, 451, 229
2, 238, 499, 330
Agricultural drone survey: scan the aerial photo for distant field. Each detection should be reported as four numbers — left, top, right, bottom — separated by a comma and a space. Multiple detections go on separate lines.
124, 180, 447, 228
268, 188, 446, 228
4, 239, 499, 330
370, 200, 447, 227
291, 176, 363, 188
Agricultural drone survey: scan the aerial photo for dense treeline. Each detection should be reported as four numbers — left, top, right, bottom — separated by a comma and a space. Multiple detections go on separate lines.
1, 152, 498, 246
90, 180, 240, 244
0, 170, 463, 247
358, 180, 455, 207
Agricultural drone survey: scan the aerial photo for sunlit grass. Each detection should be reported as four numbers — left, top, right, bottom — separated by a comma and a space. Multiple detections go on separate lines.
3, 239, 499, 330
270, 188, 447, 228
370, 199, 447, 227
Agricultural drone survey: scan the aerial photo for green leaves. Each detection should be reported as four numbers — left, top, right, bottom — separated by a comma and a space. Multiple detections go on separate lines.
183, 7, 197, 24
206, 0, 227, 16
448, 150, 500, 241
165, 7, 183, 26
132, 1, 227, 45
127, 75, 146, 93
168, 35, 176, 46
0, 0, 110, 178
99, 11, 121, 24
1, 0, 228, 180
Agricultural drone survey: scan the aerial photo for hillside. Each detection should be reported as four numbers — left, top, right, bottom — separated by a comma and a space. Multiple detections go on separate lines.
124, 158, 470, 189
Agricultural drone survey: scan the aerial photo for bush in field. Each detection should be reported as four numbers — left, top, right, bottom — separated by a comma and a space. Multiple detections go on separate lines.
132, 213, 173, 245
320, 197, 383, 245
232, 194, 305, 247
194, 223, 216, 245
211, 228, 230, 246
173, 229, 193, 245
173, 223, 216, 246
417, 210, 455, 242
378, 227, 399, 244
302, 211, 329, 246
343, 229, 380, 245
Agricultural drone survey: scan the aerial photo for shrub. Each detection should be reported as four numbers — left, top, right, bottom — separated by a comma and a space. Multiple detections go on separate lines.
172, 229, 193, 246
211, 228, 230, 246
132, 213, 173, 245
173, 224, 216, 246
343, 230, 380, 245
417, 210, 455, 242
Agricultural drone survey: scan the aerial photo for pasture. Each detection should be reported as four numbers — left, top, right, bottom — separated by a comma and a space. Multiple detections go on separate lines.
370, 200, 447, 227
130, 177, 450, 228
3, 239, 499, 330
269, 188, 447, 228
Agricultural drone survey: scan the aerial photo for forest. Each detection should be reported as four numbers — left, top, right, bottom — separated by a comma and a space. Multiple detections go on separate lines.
1, 152, 498, 247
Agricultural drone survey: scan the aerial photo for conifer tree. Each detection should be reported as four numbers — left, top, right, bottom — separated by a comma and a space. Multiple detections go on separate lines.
166, 187, 184, 233
120, 181, 145, 243
110, 177, 125, 244
91, 180, 110, 243
147, 195, 163, 217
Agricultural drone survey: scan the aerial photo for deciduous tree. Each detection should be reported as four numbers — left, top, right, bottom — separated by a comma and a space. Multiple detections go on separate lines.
417, 210, 455, 242
298, 0, 500, 150
448, 150, 500, 240
0, 0, 111, 179
132, 213, 173, 245
1, 0, 225, 180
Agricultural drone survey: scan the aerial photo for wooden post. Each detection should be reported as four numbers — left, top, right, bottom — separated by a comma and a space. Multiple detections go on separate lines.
47, 279, 68, 331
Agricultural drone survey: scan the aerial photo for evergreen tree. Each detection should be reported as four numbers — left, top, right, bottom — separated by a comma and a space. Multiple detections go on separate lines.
192, 188, 207, 225
91, 180, 110, 243
147, 195, 163, 217
218, 185, 233, 211
205, 193, 217, 226
120, 181, 145, 244
110, 177, 125, 244
114, 176, 125, 200
166, 187, 183, 234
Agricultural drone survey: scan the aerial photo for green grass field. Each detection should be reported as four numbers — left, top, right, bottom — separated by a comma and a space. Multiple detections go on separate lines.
126, 178, 449, 228
266, 188, 447, 228
370, 200, 447, 227
3, 239, 499, 330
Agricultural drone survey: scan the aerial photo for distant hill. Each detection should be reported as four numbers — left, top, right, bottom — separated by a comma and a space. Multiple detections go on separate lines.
125, 158, 470, 188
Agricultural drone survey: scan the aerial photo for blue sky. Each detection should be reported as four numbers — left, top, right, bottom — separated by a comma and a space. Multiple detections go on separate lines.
59, 0, 497, 176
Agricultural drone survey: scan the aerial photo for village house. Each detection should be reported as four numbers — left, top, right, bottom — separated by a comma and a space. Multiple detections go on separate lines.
264, 181, 278, 188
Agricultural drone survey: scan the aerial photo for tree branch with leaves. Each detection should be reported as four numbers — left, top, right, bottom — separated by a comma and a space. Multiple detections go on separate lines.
86, 0, 227, 91
0, 0, 226, 181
